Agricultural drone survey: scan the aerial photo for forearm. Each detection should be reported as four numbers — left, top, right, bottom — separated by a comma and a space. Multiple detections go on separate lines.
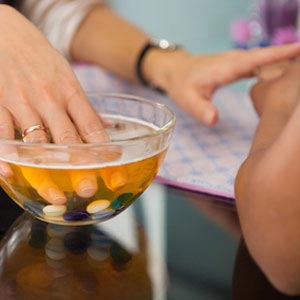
70, 5, 150, 82
70, 4, 193, 88
19, 0, 103, 59
235, 102, 300, 294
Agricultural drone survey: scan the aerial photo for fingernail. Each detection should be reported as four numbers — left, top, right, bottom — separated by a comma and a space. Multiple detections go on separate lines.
77, 179, 97, 198
110, 171, 127, 190
48, 188, 66, 205
203, 110, 216, 126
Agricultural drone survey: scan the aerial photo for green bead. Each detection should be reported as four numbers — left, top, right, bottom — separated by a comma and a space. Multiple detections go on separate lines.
111, 193, 134, 210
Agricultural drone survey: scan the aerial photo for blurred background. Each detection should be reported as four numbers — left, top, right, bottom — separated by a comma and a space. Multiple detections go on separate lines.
110, 0, 252, 53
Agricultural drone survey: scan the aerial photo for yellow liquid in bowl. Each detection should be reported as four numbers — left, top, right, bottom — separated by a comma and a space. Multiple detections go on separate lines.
0, 116, 168, 225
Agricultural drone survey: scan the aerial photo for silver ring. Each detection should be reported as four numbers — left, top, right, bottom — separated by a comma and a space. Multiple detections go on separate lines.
22, 124, 47, 139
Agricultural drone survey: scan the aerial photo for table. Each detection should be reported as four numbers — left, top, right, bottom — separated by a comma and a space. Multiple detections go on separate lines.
0, 184, 298, 300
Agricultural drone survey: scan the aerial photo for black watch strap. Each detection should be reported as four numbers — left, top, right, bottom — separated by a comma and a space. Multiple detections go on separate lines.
136, 39, 179, 93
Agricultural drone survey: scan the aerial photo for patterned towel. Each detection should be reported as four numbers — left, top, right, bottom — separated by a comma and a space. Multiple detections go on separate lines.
74, 64, 258, 199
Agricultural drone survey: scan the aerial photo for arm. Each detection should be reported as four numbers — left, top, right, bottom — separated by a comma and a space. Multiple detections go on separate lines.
70, 5, 300, 126
235, 62, 300, 295
20, 0, 300, 126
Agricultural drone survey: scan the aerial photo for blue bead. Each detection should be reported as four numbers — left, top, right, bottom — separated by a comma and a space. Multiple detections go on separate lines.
63, 210, 90, 221
91, 210, 115, 221
233, 42, 249, 49
259, 40, 271, 47
24, 200, 44, 216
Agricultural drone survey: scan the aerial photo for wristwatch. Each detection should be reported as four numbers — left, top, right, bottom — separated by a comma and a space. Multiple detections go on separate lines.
136, 38, 180, 92
150, 38, 178, 51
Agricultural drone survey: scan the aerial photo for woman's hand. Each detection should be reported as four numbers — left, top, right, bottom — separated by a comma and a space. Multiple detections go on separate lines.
0, 5, 108, 203
0, 5, 107, 146
144, 43, 300, 125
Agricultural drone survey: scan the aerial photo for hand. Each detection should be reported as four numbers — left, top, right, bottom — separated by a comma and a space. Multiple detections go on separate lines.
251, 60, 300, 117
144, 43, 300, 125
0, 6, 108, 202
254, 59, 292, 82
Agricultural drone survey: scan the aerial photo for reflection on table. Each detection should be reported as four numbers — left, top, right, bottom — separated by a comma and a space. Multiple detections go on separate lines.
0, 214, 153, 300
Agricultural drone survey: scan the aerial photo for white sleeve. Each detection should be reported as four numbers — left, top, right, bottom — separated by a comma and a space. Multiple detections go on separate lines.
19, 0, 104, 60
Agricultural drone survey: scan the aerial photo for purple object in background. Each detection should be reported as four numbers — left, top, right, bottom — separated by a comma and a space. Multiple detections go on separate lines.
272, 26, 299, 44
230, 19, 252, 45
260, 0, 299, 38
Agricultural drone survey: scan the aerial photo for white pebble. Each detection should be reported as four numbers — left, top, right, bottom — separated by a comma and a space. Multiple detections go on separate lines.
43, 205, 67, 217
87, 200, 111, 214
46, 238, 66, 261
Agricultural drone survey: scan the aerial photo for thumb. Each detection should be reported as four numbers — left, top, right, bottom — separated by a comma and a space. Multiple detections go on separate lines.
179, 90, 219, 126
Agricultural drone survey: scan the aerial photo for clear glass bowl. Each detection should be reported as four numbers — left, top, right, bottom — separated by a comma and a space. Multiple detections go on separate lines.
0, 93, 175, 225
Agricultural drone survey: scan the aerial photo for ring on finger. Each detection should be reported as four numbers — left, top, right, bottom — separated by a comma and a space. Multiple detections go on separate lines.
22, 124, 47, 140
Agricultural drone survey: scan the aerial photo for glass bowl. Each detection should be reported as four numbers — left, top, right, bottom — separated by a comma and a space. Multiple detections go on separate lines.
0, 93, 175, 225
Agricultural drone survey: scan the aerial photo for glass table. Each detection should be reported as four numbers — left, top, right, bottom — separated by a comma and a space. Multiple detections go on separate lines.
0, 183, 298, 300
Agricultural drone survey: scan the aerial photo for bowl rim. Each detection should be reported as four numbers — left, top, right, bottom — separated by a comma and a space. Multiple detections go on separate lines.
0, 93, 176, 148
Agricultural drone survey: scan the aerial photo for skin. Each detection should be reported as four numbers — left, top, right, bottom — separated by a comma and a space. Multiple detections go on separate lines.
235, 61, 300, 295
1, 3, 300, 203
72, 5, 300, 126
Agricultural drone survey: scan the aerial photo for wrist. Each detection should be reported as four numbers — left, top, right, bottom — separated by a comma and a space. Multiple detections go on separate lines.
140, 43, 192, 92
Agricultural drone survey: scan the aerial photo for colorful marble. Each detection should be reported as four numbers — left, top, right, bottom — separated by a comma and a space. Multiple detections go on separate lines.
86, 199, 111, 214
24, 200, 44, 215
63, 210, 90, 221
111, 193, 134, 210
43, 205, 67, 217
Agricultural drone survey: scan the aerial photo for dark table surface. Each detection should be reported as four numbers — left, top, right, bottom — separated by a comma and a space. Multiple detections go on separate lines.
0, 183, 298, 300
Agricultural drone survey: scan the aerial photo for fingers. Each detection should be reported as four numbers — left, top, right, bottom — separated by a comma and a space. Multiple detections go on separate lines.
14, 105, 48, 143
248, 43, 300, 70
100, 166, 128, 191
250, 62, 300, 116
5, 103, 69, 204
40, 103, 99, 198
228, 43, 300, 80
183, 90, 218, 126
43, 106, 82, 144
20, 166, 67, 205
13, 107, 69, 204
69, 169, 98, 198
0, 106, 14, 177
67, 89, 109, 143
256, 60, 292, 81
42, 107, 98, 198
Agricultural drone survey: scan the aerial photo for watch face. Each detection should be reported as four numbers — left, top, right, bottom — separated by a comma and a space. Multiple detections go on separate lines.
153, 39, 178, 50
